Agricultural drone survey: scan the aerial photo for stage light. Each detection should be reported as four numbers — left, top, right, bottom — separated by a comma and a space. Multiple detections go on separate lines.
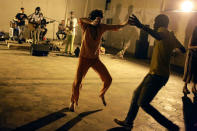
181, 1, 193, 12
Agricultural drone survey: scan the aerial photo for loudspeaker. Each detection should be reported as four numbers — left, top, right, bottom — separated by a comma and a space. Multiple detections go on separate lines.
30, 43, 50, 56
74, 47, 80, 57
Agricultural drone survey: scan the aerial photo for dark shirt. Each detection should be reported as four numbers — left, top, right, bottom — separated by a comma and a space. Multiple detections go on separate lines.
40, 19, 48, 28
16, 13, 28, 26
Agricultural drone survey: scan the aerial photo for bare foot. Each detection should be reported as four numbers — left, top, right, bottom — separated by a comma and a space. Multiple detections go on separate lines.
69, 102, 75, 112
100, 95, 107, 106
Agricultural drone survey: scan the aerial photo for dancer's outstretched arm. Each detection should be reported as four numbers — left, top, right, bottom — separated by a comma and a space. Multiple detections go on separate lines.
129, 14, 186, 53
102, 20, 128, 31
129, 14, 162, 40
79, 17, 128, 30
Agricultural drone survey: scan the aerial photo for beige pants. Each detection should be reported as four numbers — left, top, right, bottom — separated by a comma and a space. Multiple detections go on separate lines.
18, 26, 25, 40
32, 28, 41, 44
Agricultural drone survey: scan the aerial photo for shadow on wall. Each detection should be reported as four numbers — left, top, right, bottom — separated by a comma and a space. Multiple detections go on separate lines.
162, 12, 197, 48
106, 4, 139, 55
164, 12, 181, 34
107, 3, 122, 49
120, 5, 138, 55
184, 13, 197, 47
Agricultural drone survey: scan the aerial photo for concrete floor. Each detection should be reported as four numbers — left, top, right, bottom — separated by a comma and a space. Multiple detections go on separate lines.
0, 42, 196, 131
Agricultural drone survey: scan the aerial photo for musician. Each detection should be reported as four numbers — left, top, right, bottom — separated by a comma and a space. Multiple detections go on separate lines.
40, 18, 48, 41
56, 20, 66, 40
64, 11, 78, 54
15, 7, 28, 43
29, 7, 43, 44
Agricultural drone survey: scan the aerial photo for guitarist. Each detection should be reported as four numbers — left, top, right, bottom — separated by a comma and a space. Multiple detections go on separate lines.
40, 18, 48, 41
15, 7, 28, 43
29, 7, 43, 44
40, 19, 55, 41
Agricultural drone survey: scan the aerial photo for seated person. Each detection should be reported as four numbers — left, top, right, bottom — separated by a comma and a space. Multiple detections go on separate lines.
56, 20, 66, 40
40, 18, 48, 40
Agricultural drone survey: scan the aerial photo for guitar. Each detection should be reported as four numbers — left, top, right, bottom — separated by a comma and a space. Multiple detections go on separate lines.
28, 21, 41, 31
40, 20, 55, 28
28, 20, 55, 31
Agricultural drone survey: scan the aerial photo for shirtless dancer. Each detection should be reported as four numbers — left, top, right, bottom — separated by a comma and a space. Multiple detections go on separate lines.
69, 9, 128, 111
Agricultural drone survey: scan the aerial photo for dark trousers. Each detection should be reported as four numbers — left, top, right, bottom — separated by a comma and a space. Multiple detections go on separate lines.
125, 74, 177, 128
40, 28, 47, 40
56, 30, 66, 40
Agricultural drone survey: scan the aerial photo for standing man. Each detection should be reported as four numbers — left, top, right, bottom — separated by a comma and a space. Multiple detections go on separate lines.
69, 9, 128, 111
64, 11, 77, 55
16, 7, 28, 44
114, 14, 186, 130
29, 7, 43, 44
56, 20, 66, 40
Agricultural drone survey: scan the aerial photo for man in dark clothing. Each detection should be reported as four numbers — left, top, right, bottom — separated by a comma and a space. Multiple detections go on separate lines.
40, 18, 48, 40
15, 7, 28, 43
114, 14, 186, 130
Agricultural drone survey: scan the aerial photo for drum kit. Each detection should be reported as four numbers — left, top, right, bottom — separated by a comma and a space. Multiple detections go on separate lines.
9, 19, 19, 40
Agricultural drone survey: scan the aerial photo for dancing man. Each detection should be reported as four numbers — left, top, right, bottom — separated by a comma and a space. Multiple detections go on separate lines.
69, 9, 128, 111
114, 14, 186, 130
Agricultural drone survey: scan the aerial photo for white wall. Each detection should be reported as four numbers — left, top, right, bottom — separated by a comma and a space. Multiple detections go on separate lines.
104, 0, 162, 55
102, 0, 197, 67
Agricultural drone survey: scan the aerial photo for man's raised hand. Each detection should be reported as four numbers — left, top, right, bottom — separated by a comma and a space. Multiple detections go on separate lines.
129, 14, 143, 28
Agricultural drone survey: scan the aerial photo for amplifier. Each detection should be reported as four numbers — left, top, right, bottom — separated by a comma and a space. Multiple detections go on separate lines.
30, 43, 50, 56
